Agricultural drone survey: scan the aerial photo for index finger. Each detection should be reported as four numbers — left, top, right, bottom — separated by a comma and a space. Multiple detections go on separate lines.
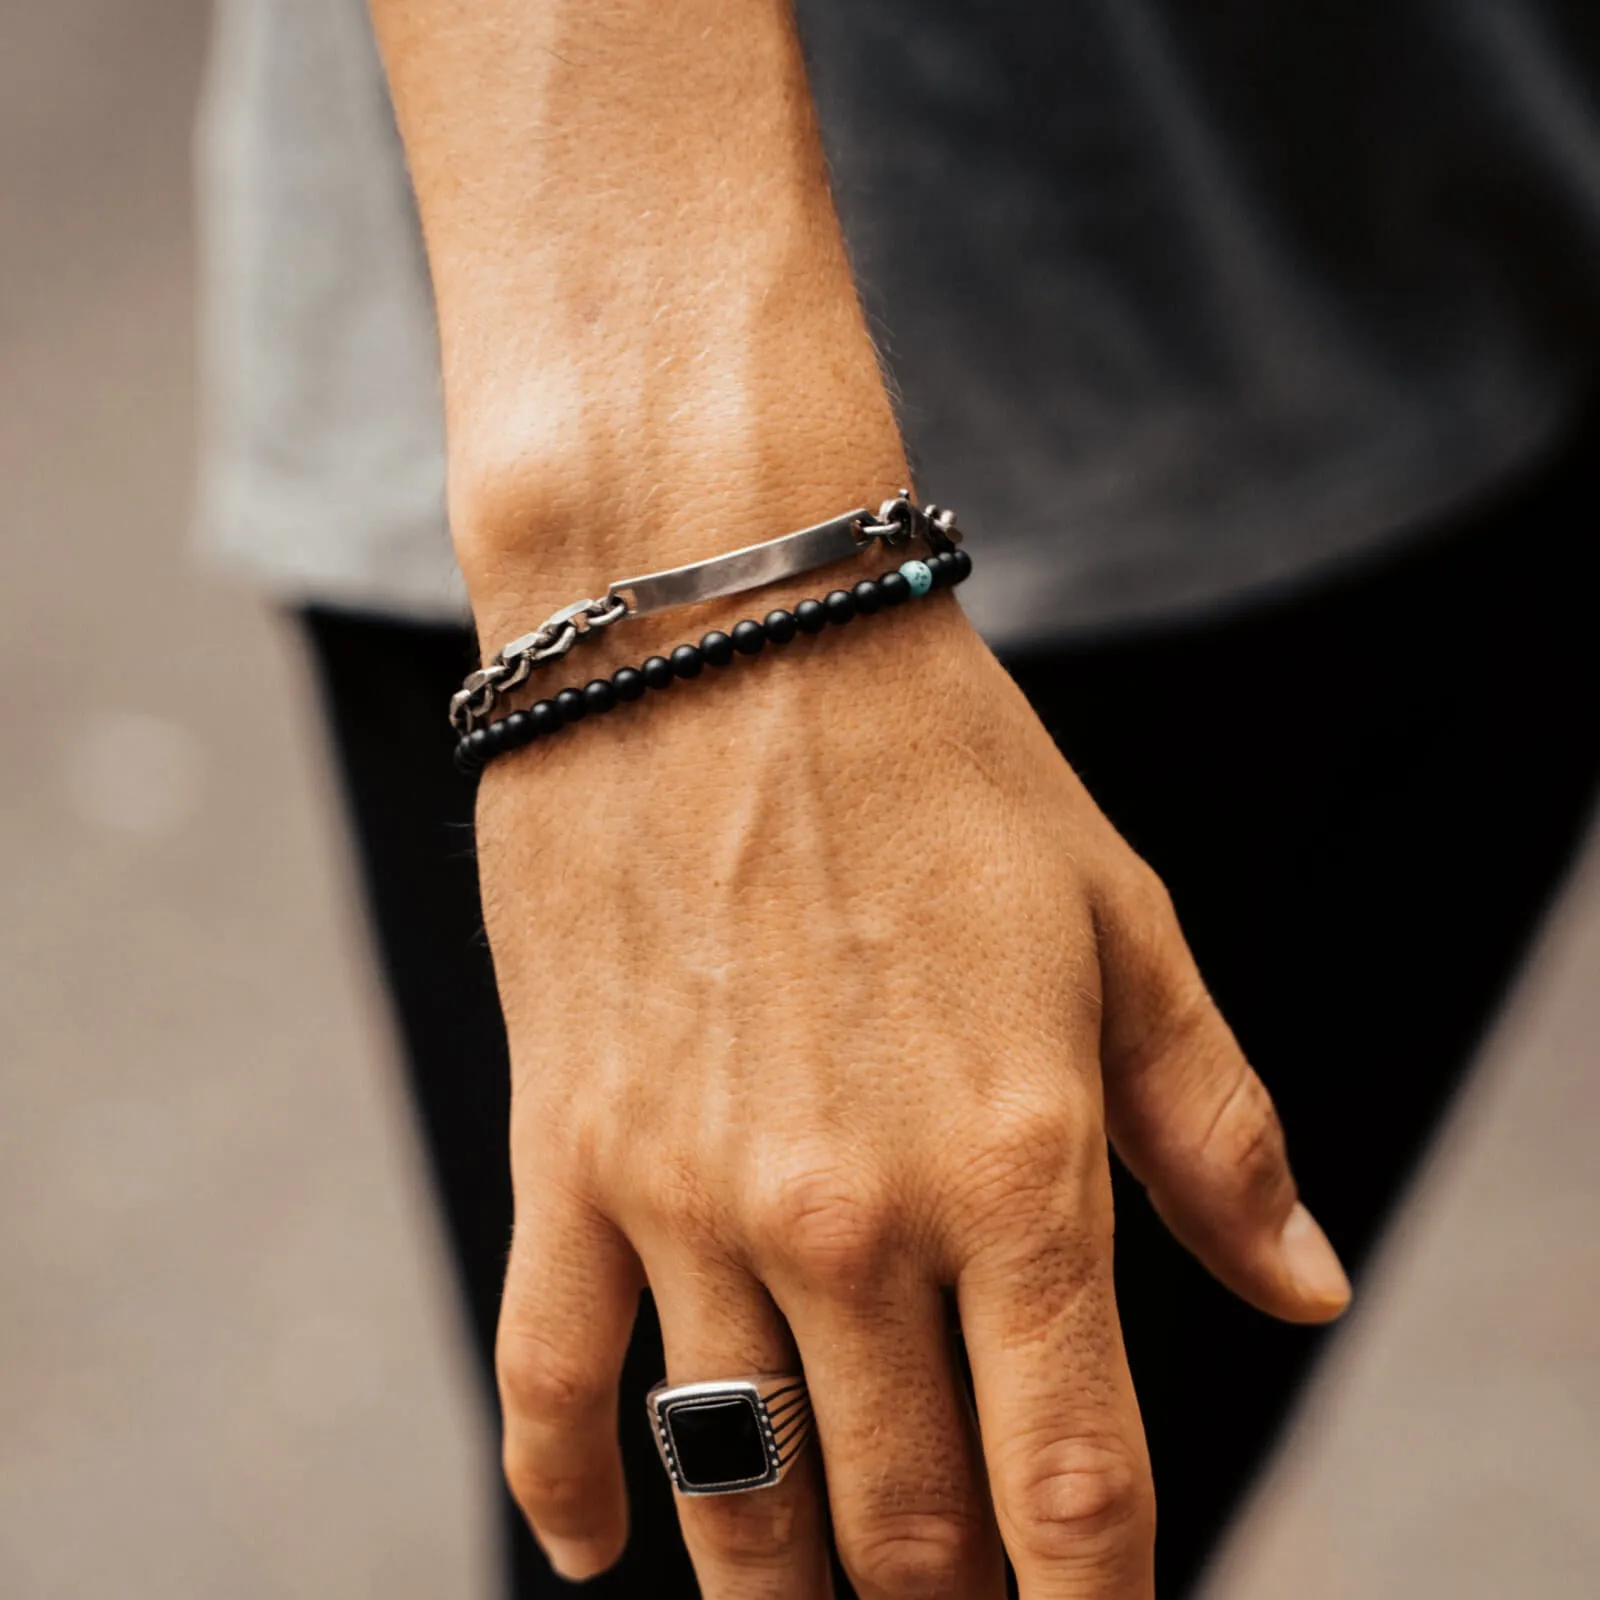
955, 1125, 1155, 1599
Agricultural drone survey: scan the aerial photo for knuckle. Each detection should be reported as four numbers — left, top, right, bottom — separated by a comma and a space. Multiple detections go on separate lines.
748, 1155, 896, 1290
1138, 969, 1217, 1075
951, 1095, 1084, 1231
634, 1148, 719, 1241
1005, 1434, 1153, 1564
501, 1439, 592, 1532
689, 1486, 804, 1566
1102, 862, 1217, 1067
1204, 1068, 1293, 1205
1111, 858, 1185, 961
1127, 859, 1179, 928
982, 1097, 1078, 1188
496, 1325, 610, 1426
846, 1510, 988, 1596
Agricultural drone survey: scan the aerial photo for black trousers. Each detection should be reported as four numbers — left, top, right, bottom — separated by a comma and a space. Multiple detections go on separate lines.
302, 424, 1599, 1598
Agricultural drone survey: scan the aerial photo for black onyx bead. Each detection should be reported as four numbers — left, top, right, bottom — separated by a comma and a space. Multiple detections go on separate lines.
529, 698, 564, 735
928, 550, 956, 587
700, 630, 734, 666
583, 678, 617, 715
611, 666, 646, 702
950, 547, 973, 584
466, 728, 491, 760
642, 655, 675, 690
555, 687, 587, 723
732, 620, 766, 655
878, 570, 912, 606
454, 742, 479, 776
671, 643, 704, 679
481, 718, 510, 751
500, 711, 533, 750
794, 598, 827, 634
763, 608, 797, 644
851, 578, 883, 615
824, 588, 857, 625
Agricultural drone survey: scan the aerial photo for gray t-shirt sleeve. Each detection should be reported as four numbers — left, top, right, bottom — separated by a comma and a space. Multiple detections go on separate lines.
194, 0, 1600, 645
194, 0, 464, 621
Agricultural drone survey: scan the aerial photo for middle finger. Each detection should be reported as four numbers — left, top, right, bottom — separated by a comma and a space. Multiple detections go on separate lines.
761, 1206, 1007, 1598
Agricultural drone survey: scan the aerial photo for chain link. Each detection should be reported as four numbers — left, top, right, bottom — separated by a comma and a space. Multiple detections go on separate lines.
448, 594, 629, 733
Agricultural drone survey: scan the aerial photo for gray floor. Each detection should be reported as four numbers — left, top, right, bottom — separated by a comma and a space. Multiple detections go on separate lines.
2, 4, 1595, 1595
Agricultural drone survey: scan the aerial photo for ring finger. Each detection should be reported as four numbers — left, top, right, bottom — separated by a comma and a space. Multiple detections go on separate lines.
644, 1241, 834, 1598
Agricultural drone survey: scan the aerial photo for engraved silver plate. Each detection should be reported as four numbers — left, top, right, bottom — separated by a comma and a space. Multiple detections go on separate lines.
607, 510, 872, 617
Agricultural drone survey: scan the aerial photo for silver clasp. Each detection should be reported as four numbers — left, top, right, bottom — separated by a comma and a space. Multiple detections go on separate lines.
856, 491, 962, 552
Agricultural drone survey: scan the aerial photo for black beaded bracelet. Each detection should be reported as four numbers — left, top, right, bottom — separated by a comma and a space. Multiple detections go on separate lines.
454, 545, 972, 777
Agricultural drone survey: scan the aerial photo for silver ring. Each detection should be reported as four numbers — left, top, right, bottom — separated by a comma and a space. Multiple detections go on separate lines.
647, 1373, 814, 1497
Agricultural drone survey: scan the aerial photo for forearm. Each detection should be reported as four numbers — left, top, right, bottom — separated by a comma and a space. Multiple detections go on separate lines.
367, 0, 907, 641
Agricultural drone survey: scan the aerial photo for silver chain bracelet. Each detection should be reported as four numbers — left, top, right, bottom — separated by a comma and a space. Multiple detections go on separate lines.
449, 493, 961, 733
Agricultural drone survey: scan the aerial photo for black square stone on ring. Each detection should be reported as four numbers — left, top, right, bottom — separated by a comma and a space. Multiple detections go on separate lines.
663, 1397, 770, 1490
647, 1376, 812, 1497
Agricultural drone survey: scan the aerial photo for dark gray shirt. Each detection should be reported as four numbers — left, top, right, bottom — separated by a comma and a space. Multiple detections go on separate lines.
196, 0, 1600, 647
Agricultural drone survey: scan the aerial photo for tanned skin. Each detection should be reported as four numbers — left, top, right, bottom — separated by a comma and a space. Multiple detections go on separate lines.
367, 4, 1350, 1594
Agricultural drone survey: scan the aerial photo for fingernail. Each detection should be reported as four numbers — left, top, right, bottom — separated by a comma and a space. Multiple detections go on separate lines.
1279, 1202, 1352, 1312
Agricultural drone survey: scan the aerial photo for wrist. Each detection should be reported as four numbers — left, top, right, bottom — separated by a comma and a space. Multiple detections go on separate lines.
450, 417, 912, 655
474, 576, 987, 805
456, 508, 974, 763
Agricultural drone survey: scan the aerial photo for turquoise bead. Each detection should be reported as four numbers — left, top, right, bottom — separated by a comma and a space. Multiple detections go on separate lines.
899, 559, 934, 597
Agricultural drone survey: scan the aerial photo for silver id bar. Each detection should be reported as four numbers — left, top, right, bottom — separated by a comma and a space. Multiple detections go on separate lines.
606, 509, 872, 618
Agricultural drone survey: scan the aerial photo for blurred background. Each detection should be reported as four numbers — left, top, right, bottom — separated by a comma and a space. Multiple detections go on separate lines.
2, 3, 1597, 1595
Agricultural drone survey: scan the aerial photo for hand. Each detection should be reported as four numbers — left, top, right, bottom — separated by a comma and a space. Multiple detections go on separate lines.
364, 2, 1348, 1586
481, 583, 1350, 1598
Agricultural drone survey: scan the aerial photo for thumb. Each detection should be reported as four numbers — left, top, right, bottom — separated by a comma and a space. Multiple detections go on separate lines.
1093, 864, 1351, 1325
